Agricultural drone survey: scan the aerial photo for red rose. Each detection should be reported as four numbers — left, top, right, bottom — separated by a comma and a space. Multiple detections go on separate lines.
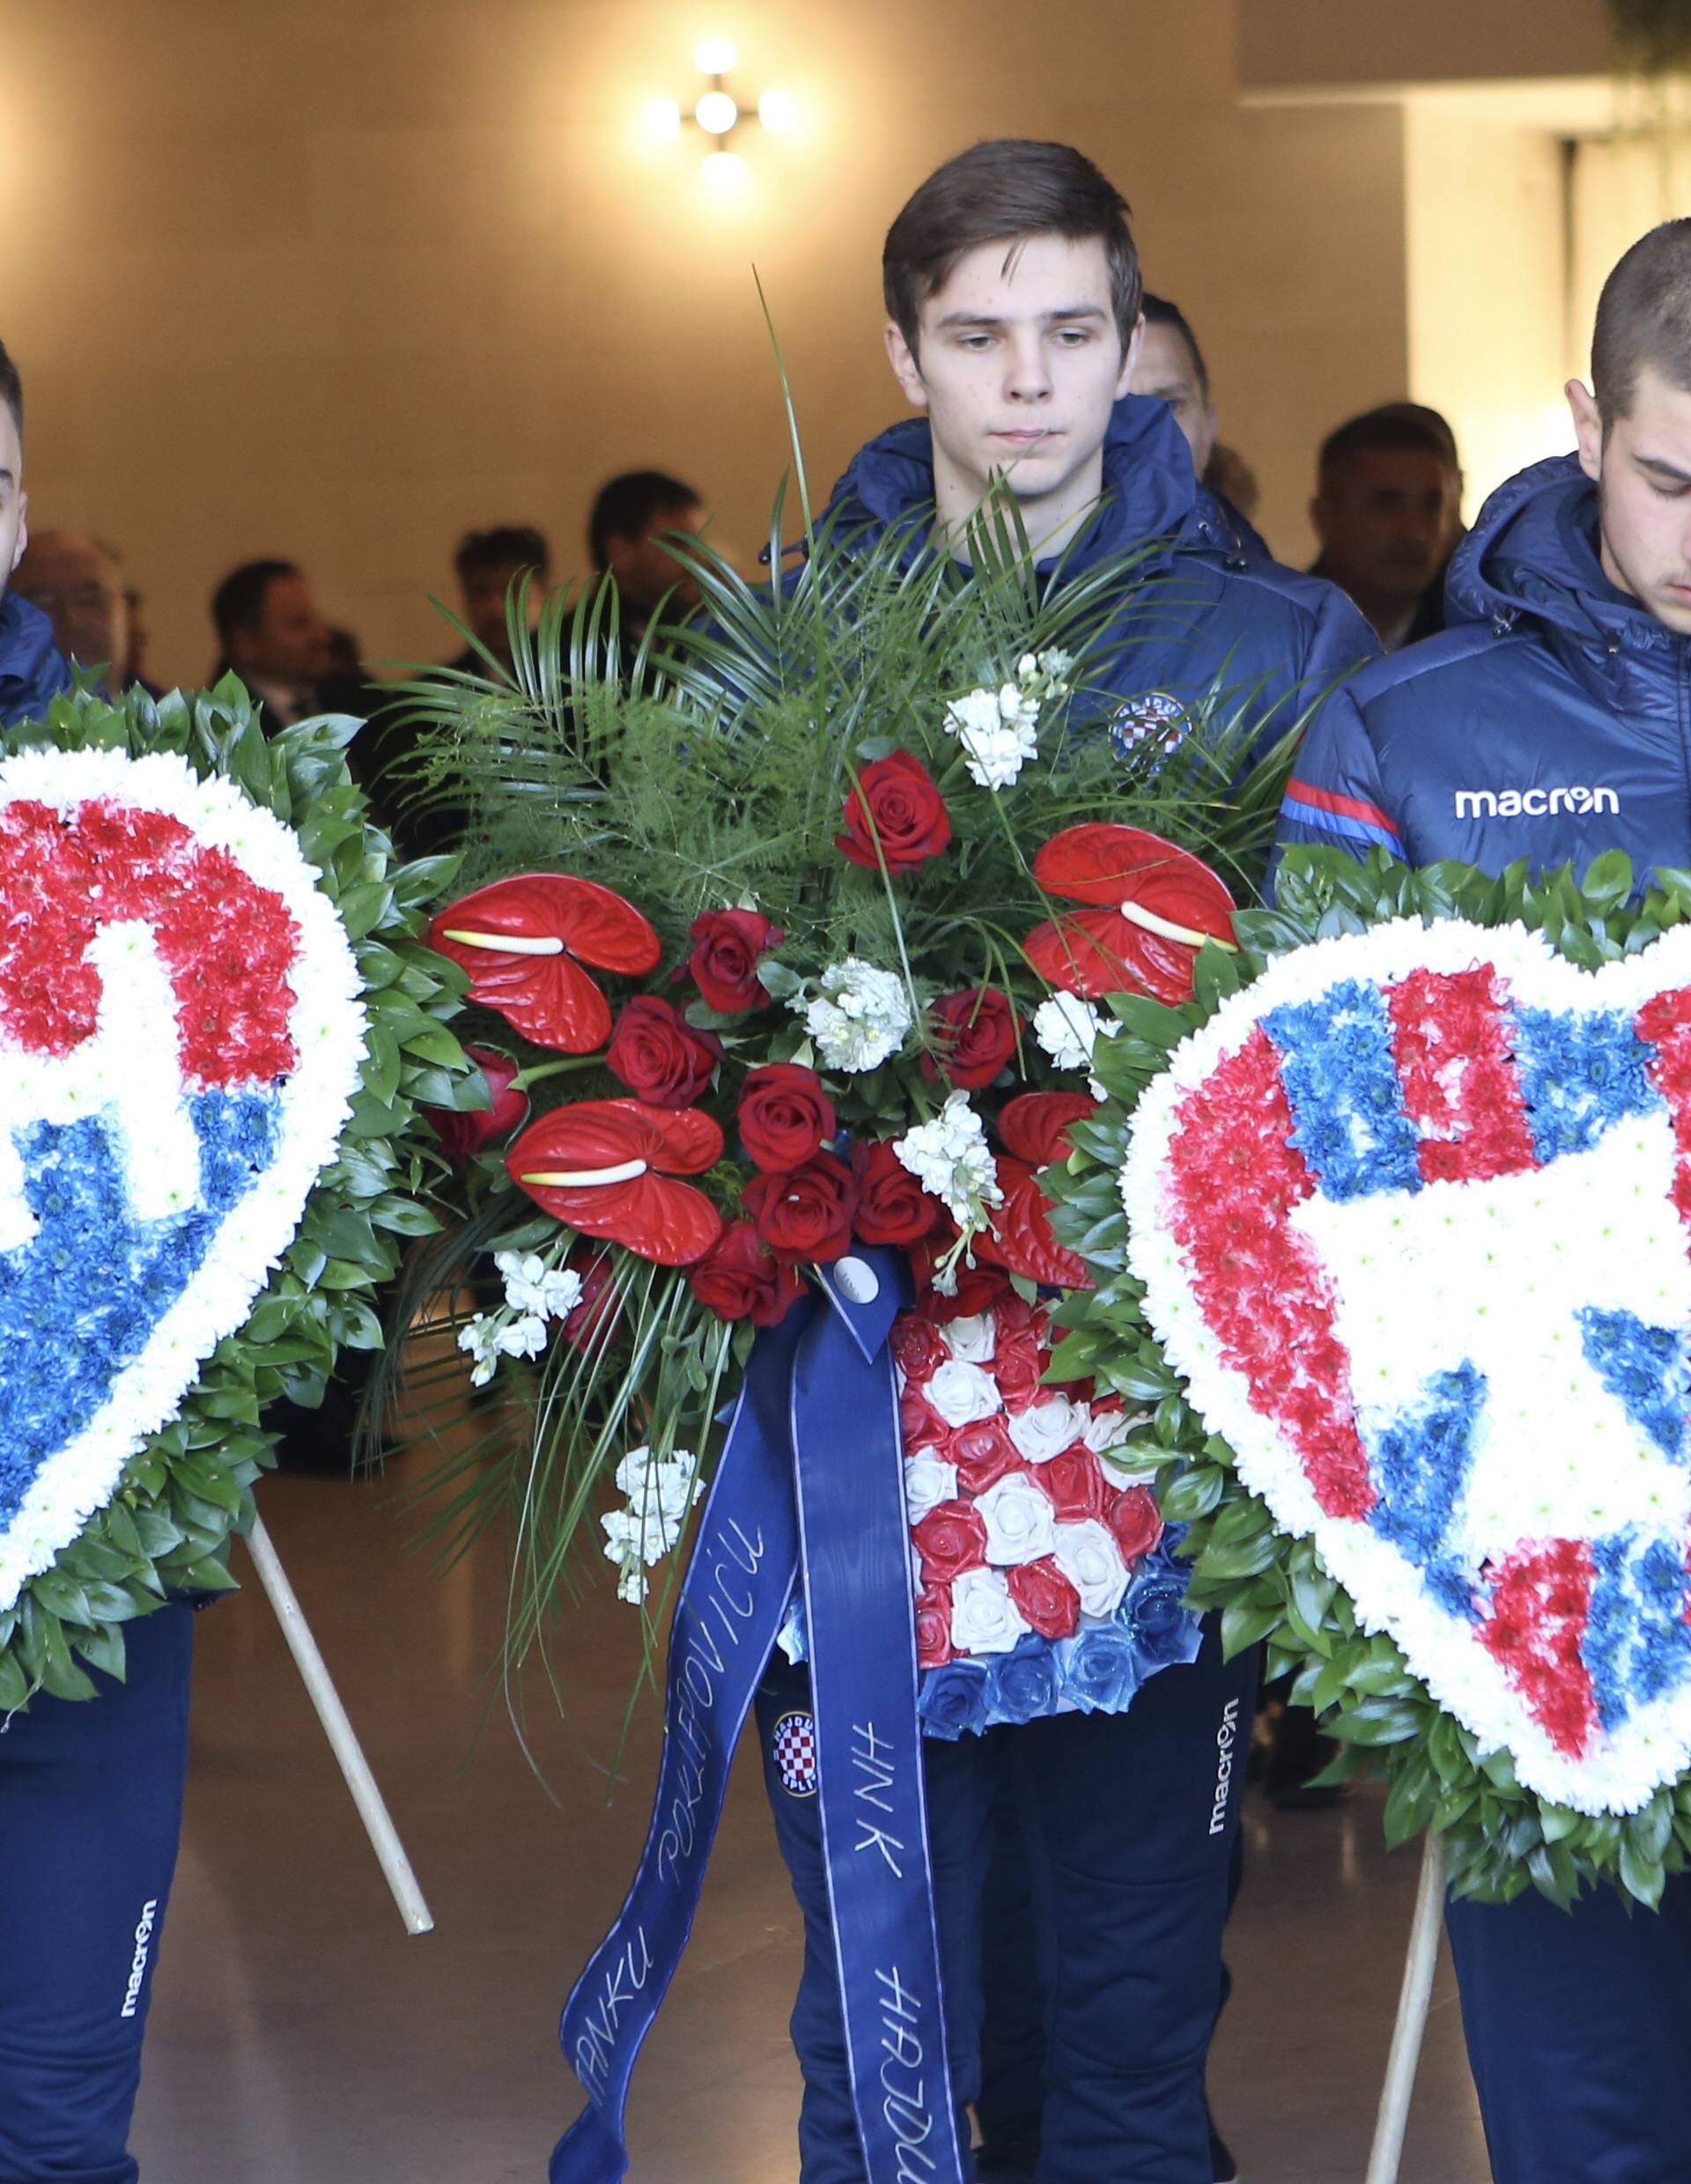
687, 1221, 808, 1327
688, 908, 784, 1014
921, 987, 1021, 1090
992, 1326, 1048, 1415
891, 1313, 949, 1384
912, 1498, 989, 1583
837, 750, 952, 874
743, 1152, 857, 1262
899, 1386, 949, 1452
916, 1583, 956, 1669
1106, 1484, 1164, 1564
425, 1046, 528, 1160
605, 996, 720, 1107
854, 1139, 943, 1247
950, 1414, 1022, 1496
1037, 1448, 1106, 1522
1006, 1556, 1082, 1641
739, 1064, 837, 1173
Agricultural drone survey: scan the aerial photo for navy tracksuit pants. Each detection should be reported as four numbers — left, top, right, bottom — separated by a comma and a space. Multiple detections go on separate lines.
757, 1622, 1258, 2184
0, 1601, 194, 2184
1447, 1874, 1691, 2184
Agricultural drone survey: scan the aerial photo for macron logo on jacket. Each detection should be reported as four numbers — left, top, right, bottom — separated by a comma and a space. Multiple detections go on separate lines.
1453, 784, 1621, 820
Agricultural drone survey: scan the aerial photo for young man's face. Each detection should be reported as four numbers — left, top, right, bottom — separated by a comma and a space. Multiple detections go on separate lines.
1571, 365, 1691, 636
1128, 321, 1217, 478
884, 232, 1139, 548
0, 404, 29, 595
1311, 451, 1460, 611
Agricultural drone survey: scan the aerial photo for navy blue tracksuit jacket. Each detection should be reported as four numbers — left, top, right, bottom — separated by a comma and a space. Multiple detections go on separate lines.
1274, 453, 1691, 2184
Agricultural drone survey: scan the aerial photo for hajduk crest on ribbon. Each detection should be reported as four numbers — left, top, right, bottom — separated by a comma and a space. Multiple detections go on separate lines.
1046, 843, 1691, 1907
0, 680, 475, 1709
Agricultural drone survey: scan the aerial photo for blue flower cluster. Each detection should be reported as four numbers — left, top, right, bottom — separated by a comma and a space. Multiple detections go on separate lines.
1577, 1307, 1691, 1463
917, 1552, 1204, 1741
0, 1088, 281, 1524
1263, 980, 1421, 1204
1364, 1361, 1485, 1617
1510, 1006, 1660, 1162
1584, 1527, 1691, 1731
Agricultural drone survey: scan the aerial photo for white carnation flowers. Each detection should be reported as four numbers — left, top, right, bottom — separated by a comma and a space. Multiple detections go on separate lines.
795, 956, 916, 1074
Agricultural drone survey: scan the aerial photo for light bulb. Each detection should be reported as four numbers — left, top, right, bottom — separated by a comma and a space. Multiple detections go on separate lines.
693, 36, 737, 74
757, 87, 796, 132
643, 97, 683, 142
702, 149, 746, 190
695, 88, 739, 136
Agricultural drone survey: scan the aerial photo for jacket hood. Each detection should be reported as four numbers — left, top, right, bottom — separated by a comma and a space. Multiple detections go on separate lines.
1446, 451, 1691, 697
819, 395, 1251, 572
0, 591, 70, 724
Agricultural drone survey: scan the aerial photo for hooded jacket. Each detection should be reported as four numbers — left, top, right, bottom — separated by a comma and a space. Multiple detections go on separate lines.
0, 591, 70, 725
823, 397, 1376, 770
1275, 451, 1691, 880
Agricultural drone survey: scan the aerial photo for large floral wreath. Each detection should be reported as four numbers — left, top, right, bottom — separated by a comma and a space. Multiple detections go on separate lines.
1047, 845, 1691, 1907
0, 681, 472, 1710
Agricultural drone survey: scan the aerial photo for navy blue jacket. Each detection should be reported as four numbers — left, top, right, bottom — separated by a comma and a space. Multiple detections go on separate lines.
1276, 451, 1691, 882
823, 397, 1377, 767
0, 591, 70, 725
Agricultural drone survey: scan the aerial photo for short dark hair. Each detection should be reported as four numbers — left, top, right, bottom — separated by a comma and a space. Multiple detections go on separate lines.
882, 139, 1142, 358
1141, 293, 1208, 401
1592, 219, 1691, 428
211, 558, 299, 643
588, 471, 701, 573
454, 524, 551, 584
0, 343, 22, 445
1318, 408, 1457, 489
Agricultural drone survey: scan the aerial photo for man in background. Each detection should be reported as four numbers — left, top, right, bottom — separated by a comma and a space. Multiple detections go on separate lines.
445, 523, 550, 675
12, 529, 141, 691
587, 469, 708, 646
209, 557, 368, 726
1310, 406, 1464, 650
1128, 292, 1263, 529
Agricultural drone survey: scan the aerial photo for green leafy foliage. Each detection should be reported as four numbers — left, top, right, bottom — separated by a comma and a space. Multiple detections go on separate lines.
1047, 844, 1691, 1907
0, 682, 474, 1708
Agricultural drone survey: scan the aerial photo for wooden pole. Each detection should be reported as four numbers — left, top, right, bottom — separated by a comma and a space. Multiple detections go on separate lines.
244, 1515, 434, 1936
1365, 1827, 1449, 2184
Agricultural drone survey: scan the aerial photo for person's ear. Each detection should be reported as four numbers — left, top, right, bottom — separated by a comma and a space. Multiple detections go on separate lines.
1568, 378, 1604, 485
885, 321, 928, 411
1113, 314, 1146, 400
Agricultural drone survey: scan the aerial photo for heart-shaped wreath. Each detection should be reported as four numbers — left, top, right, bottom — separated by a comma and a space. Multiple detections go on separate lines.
1046, 845, 1691, 1907
0, 680, 472, 1712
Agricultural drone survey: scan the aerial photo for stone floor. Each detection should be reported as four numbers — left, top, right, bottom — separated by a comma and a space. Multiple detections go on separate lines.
129, 1459, 1492, 2182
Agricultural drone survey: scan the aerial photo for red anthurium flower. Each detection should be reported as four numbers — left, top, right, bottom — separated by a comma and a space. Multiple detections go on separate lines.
996, 1091, 1097, 1168
431, 874, 661, 1053
507, 1098, 724, 1265
425, 1046, 528, 1161
1023, 824, 1236, 1004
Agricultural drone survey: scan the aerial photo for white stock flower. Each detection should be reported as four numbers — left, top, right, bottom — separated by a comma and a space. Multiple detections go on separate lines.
616, 1563, 649, 1605
1050, 1519, 1130, 1619
496, 1250, 585, 1322
939, 1312, 998, 1364
457, 1314, 503, 1388
494, 1312, 548, 1361
949, 1567, 1030, 1655
924, 1356, 1003, 1428
894, 1092, 1003, 1228
903, 1455, 959, 1524
975, 1472, 1058, 1565
1008, 1394, 1086, 1465
616, 1446, 704, 1521
798, 957, 914, 1074
1033, 993, 1106, 1073
942, 685, 1037, 790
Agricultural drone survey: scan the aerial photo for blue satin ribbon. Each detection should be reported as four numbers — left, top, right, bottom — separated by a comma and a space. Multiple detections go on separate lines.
550, 1247, 966, 2184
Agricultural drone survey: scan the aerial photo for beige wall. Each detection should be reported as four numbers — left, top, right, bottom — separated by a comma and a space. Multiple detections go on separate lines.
1, 0, 1411, 689
1240, 0, 1613, 92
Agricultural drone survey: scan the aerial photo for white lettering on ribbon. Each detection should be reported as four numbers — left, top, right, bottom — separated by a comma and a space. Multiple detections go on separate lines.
572, 1926, 654, 2099
875, 1965, 940, 2183
655, 1518, 767, 1884
852, 1719, 906, 1876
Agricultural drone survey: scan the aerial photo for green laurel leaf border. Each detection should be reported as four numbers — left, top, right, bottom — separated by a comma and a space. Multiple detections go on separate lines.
1045, 841, 1691, 1907
0, 678, 476, 1713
